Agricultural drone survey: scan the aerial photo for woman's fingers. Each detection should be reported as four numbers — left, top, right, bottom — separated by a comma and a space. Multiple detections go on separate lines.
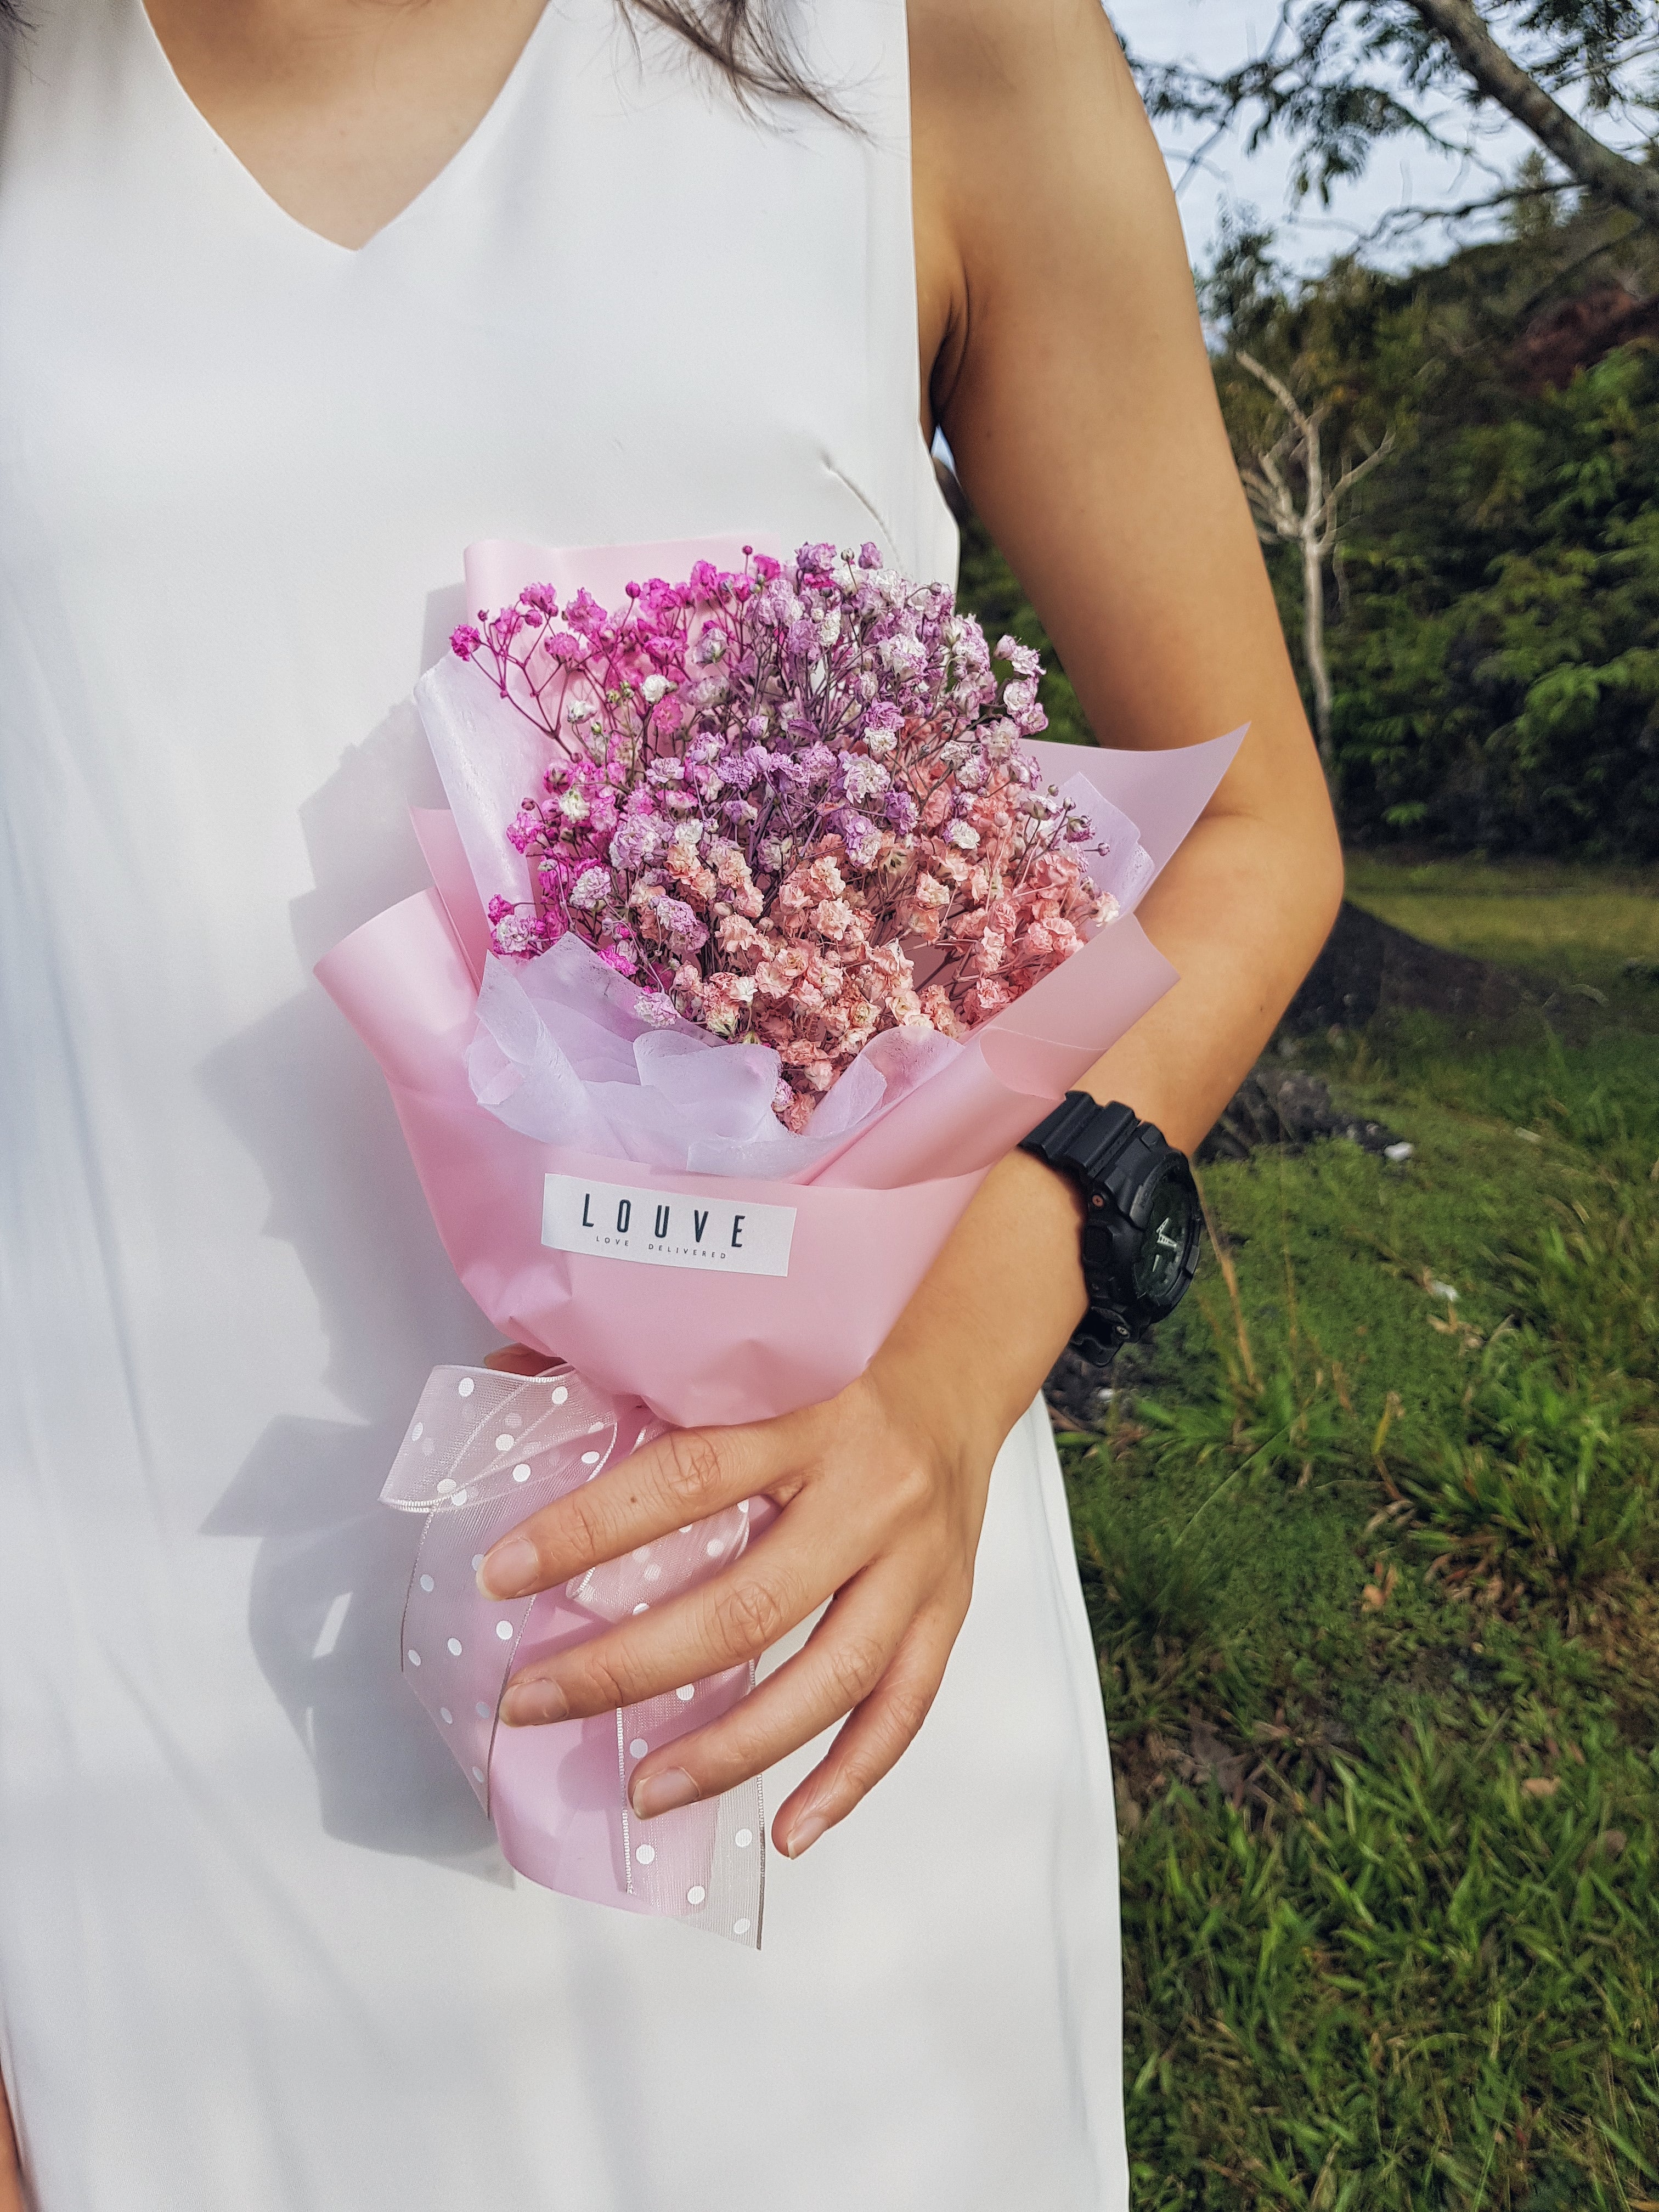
479, 1410, 820, 1601
498, 1486, 881, 1725
769, 1610, 961, 1857
622, 1562, 921, 1816
482, 1345, 559, 1377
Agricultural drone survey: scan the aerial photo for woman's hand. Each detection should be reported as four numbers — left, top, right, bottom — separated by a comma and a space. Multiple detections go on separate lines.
484, 1368, 992, 1858
478, 1150, 1090, 1857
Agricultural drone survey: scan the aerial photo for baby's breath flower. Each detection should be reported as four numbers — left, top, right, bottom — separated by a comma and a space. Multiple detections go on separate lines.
453, 540, 1105, 1123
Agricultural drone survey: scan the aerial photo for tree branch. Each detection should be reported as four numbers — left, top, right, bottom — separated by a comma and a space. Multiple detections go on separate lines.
1403, 0, 1659, 234
1317, 434, 1393, 552
1237, 351, 1317, 442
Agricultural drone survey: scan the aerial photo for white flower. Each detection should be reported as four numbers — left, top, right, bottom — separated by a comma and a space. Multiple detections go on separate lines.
641, 673, 670, 704
878, 633, 926, 675
494, 915, 541, 956
947, 821, 981, 851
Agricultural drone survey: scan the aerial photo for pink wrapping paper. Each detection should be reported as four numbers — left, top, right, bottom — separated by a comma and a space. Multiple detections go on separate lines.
317, 535, 1243, 1938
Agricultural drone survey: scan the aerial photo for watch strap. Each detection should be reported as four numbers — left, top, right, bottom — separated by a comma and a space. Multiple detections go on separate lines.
1020, 1092, 1194, 1362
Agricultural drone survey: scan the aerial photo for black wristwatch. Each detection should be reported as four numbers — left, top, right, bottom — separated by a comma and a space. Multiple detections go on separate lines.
1019, 1094, 1203, 1363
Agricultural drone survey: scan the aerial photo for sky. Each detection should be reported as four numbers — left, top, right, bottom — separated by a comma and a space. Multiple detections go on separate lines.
1109, 0, 1537, 275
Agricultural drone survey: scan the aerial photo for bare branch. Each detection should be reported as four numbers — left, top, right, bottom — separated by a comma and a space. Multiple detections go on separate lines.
1237, 351, 1317, 441
1329, 433, 1395, 509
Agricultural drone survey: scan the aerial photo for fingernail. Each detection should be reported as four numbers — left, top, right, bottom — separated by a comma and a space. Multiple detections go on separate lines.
785, 1810, 828, 1858
499, 1678, 568, 1726
630, 1768, 701, 1820
478, 1537, 539, 1599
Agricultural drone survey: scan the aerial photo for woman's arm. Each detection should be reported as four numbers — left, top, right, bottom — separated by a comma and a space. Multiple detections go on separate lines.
473, 0, 1342, 1857
913, 0, 1343, 1148
2, 2079, 22, 2212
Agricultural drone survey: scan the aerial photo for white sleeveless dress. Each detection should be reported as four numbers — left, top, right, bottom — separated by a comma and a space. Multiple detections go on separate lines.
0, 4, 1130, 2205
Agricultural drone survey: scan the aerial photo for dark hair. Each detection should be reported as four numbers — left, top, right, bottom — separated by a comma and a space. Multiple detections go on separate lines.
0, 3, 826, 112
628, 1, 831, 113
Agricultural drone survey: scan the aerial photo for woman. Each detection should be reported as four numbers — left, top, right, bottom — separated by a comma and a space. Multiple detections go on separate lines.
0, 1, 1341, 2206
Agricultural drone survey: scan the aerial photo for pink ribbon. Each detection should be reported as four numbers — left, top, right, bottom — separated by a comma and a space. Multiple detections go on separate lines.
382, 1362, 768, 1947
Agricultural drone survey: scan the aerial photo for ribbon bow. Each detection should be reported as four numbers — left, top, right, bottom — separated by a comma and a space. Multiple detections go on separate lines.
382, 1364, 765, 1945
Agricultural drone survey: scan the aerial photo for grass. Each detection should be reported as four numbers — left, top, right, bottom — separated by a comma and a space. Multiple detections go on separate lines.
1345, 851, 1659, 1027
1059, 856, 1659, 2209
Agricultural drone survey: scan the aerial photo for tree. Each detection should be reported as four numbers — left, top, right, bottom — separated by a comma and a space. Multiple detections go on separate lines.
1232, 353, 1393, 764
1199, 215, 1403, 770
1135, 2, 1659, 244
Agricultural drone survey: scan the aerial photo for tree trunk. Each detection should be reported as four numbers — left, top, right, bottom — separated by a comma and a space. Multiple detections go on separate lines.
1406, 0, 1659, 237
1302, 530, 1333, 765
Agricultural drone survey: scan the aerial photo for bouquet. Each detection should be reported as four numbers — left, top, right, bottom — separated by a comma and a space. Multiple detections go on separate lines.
319, 534, 1239, 1945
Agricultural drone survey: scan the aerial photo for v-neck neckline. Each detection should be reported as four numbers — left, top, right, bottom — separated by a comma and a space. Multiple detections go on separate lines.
131, 0, 555, 261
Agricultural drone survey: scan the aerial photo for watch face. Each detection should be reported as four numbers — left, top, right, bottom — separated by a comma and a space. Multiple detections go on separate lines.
1132, 1173, 1197, 1307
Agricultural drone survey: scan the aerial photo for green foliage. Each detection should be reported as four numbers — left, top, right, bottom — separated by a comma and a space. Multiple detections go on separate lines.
1180, 193, 1659, 858
1334, 348, 1659, 855
953, 190, 1659, 855
955, 511, 1092, 747
1059, 856, 1659, 2206
1402, 1333, 1654, 1606
1344, 849, 1659, 1013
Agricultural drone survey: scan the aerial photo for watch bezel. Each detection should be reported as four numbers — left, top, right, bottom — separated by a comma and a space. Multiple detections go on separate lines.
1101, 1153, 1203, 1329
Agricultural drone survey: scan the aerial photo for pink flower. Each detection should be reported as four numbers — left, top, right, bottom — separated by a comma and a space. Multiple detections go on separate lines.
812, 898, 857, 943
918, 985, 967, 1040
755, 948, 810, 999
964, 978, 1013, 1022
715, 913, 767, 965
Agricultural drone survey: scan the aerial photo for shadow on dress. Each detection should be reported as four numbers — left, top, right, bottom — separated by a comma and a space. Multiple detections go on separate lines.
200, 638, 512, 1881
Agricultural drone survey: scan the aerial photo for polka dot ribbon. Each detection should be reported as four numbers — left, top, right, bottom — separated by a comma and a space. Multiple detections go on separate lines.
382, 1364, 765, 1946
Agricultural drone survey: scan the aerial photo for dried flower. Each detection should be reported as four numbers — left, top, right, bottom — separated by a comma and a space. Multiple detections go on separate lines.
455, 544, 1109, 1122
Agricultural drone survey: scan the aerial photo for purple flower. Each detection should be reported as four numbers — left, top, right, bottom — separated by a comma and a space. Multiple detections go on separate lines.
758, 578, 800, 628
839, 755, 890, 806
835, 811, 884, 867
450, 624, 482, 661
562, 589, 606, 636
610, 815, 664, 871
650, 896, 708, 952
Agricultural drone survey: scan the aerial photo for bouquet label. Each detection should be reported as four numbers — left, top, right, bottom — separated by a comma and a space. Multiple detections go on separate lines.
542, 1173, 796, 1278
